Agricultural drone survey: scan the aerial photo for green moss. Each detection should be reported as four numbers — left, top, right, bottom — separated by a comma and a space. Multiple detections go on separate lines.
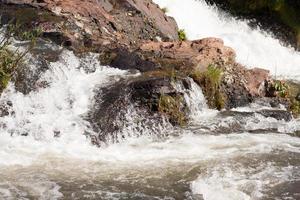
143, 66, 184, 82
158, 94, 187, 126
290, 100, 300, 118
178, 29, 187, 41
0, 48, 20, 92
191, 65, 225, 110
285, 81, 300, 117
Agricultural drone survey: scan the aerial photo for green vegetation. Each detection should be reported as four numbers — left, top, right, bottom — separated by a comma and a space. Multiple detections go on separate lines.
0, 23, 40, 93
161, 7, 168, 13
286, 81, 300, 118
158, 94, 187, 126
290, 100, 300, 118
273, 80, 289, 98
191, 65, 225, 110
178, 29, 187, 41
268, 80, 300, 117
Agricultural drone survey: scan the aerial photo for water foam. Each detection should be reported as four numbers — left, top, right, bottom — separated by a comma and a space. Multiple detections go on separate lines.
1, 2, 300, 198
154, 0, 300, 81
0, 50, 131, 166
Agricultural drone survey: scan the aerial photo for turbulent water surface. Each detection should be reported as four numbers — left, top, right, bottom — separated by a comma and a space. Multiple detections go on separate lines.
0, 0, 300, 199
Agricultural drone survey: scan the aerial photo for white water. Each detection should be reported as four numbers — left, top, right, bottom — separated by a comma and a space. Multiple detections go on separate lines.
154, 0, 300, 81
0, 1, 300, 199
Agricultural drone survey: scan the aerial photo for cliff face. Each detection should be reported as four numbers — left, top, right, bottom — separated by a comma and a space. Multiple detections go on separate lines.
0, 0, 179, 49
205, 0, 300, 49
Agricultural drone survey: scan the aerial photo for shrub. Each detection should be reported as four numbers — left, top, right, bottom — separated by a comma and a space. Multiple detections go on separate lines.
178, 29, 187, 41
273, 80, 289, 98
161, 7, 168, 13
191, 65, 225, 110
158, 94, 187, 126
0, 23, 40, 92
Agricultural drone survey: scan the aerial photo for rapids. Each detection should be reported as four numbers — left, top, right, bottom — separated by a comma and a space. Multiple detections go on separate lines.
0, 0, 300, 199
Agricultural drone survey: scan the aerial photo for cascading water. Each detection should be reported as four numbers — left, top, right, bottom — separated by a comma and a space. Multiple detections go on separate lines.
0, 0, 300, 199
154, 0, 300, 81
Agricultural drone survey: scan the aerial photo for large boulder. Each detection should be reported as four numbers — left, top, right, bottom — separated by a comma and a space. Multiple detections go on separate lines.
0, 0, 179, 49
85, 76, 191, 145
112, 38, 270, 109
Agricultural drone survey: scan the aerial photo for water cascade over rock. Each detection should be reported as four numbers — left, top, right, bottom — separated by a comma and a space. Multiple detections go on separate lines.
0, 0, 299, 199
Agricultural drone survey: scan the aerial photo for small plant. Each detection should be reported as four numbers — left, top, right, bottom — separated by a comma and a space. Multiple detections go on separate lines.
191, 64, 225, 110
20, 27, 42, 41
205, 64, 223, 87
0, 23, 40, 92
161, 7, 168, 13
290, 99, 300, 118
273, 80, 289, 98
178, 29, 187, 41
158, 94, 187, 126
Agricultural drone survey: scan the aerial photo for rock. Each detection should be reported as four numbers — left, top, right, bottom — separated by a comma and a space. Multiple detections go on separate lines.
257, 109, 292, 121
254, 97, 290, 109
0, 0, 179, 50
244, 68, 270, 96
12, 55, 50, 94
139, 38, 236, 71
98, 37, 270, 109
100, 47, 157, 72
296, 93, 300, 101
85, 76, 191, 144
136, 38, 269, 109
0, 0, 293, 144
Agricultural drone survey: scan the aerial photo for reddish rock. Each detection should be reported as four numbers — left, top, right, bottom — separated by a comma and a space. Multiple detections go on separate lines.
139, 38, 269, 108
0, 0, 179, 48
245, 68, 270, 96
140, 38, 236, 71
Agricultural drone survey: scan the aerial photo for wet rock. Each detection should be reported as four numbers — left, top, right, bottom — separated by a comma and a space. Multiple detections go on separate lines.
296, 93, 300, 101
12, 54, 50, 94
257, 109, 292, 121
101, 47, 156, 72
254, 97, 290, 109
85, 76, 191, 144
220, 106, 292, 122
220, 64, 270, 109
137, 38, 270, 109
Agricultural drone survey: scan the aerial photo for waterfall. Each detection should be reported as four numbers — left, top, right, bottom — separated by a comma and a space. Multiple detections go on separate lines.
154, 0, 300, 81
0, 1, 300, 199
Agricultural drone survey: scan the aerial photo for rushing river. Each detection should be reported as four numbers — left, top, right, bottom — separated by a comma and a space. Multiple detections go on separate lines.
0, 0, 300, 199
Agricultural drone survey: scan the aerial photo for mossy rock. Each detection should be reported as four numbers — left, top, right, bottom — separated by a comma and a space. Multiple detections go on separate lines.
286, 81, 300, 117
191, 65, 225, 110
158, 94, 188, 126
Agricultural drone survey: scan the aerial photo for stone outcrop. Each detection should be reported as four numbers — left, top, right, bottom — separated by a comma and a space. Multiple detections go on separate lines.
86, 76, 190, 145
0, 0, 178, 50
139, 38, 269, 108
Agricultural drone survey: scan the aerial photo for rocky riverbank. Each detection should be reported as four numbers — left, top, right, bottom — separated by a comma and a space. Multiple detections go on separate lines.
0, 0, 299, 144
